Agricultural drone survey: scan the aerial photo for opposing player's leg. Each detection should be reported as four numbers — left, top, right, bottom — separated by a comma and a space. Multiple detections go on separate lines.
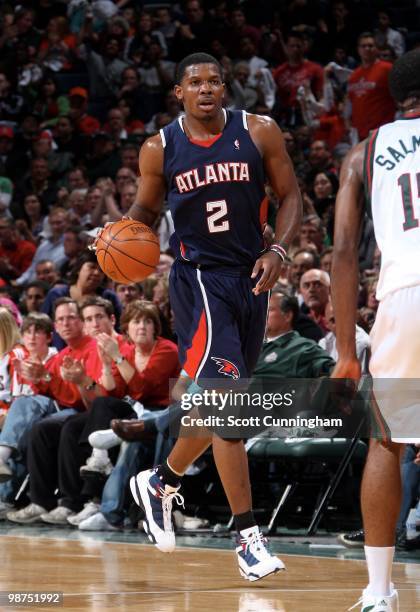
350, 439, 402, 611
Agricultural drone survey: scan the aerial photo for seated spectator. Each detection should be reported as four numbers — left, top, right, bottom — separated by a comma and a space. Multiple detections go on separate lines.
20, 281, 49, 314
0, 216, 36, 282
0, 307, 22, 426
0, 74, 25, 124
115, 283, 143, 307
299, 215, 326, 253
42, 251, 122, 348
16, 207, 69, 286
33, 75, 70, 127
300, 268, 331, 335
320, 247, 333, 276
319, 301, 371, 372
14, 157, 59, 215
86, 132, 121, 183
60, 227, 88, 283
54, 119, 87, 159
35, 260, 60, 287
104, 107, 128, 144
144, 91, 181, 136
18, 193, 48, 244
258, 291, 335, 378
68, 87, 100, 136
288, 248, 320, 300
120, 143, 140, 175
4, 298, 108, 523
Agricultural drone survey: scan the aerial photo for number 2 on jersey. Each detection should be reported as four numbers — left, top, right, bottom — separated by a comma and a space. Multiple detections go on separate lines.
206, 200, 230, 233
398, 172, 420, 231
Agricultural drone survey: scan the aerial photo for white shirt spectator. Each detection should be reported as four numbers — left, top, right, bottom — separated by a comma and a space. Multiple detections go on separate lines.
319, 325, 371, 373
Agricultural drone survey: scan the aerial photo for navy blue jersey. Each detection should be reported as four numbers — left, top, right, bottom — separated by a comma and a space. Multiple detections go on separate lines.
161, 109, 267, 270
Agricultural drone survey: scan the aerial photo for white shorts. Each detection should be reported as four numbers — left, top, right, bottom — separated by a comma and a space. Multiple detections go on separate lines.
369, 285, 420, 443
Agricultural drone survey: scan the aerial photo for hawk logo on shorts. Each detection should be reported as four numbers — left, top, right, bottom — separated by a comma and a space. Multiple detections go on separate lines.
211, 357, 240, 379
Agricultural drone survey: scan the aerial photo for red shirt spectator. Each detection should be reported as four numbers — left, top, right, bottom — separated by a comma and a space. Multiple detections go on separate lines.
348, 34, 395, 139
117, 337, 180, 407
0, 217, 36, 280
273, 33, 324, 111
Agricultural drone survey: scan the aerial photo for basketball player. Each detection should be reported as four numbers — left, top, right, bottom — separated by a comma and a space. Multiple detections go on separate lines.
331, 49, 420, 611
113, 53, 301, 580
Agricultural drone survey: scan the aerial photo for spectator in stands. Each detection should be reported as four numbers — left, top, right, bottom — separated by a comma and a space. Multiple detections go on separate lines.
288, 248, 319, 299
320, 247, 333, 276
20, 281, 49, 315
256, 291, 335, 379
0, 74, 25, 123
347, 33, 396, 140
0, 216, 36, 282
37, 16, 78, 73
16, 207, 69, 286
299, 215, 326, 253
374, 11, 405, 58
42, 251, 121, 348
319, 300, 371, 373
54, 118, 86, 158
68, 87, 100, 136
60, 227, 88, 283
115, 283, 143, 307
77, 301, 180, 530
86, 132, 120, 182
171, 0, 213, 61
0, 307, 22, 427
82, 34, 128, 103
35, 260, 59, 287
33, 75, 70, 127
273, 31, 324, 125
120, 144, 139, 175
19, 193, 48, 243
300, 268, 330, 334
5, 298, 108, 524
15, 157, 59, 215
104, 107, 128, 143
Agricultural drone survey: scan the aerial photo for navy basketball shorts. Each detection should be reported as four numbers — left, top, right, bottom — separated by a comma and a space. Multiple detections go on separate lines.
169, 259, 268, 384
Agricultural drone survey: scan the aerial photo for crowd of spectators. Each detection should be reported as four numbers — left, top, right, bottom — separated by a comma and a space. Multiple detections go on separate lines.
0, 0, 419, 536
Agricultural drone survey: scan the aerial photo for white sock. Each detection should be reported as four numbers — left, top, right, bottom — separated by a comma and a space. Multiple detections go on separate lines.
365, 545, 394, 597
0, 446, 12, 462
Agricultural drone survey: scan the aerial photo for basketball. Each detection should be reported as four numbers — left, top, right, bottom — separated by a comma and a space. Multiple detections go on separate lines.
95, 219, 160, 283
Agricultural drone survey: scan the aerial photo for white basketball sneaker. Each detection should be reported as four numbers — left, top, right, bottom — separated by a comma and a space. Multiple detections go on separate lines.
236, 525, 285, 581
349, 588, 399, 611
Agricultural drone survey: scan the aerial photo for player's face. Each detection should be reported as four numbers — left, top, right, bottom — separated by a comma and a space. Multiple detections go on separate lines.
175, 64, 225, 121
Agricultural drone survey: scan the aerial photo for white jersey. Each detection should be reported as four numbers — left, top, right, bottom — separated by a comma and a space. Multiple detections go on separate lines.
366, 115, 420, 300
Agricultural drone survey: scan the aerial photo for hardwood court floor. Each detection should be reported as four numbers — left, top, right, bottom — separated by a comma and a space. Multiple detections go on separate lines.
0, 535, 419, 611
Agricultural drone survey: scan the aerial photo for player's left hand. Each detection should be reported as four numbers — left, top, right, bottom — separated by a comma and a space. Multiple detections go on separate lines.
251, 251, 283, 295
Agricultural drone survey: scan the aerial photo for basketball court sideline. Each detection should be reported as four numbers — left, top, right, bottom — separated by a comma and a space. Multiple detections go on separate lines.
0, 526, 418, 611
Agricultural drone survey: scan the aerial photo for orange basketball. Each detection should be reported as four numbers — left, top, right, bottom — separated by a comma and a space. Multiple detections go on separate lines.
95, 219, 160, 283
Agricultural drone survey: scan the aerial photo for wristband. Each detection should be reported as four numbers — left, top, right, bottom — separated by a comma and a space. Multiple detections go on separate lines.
267, 243, 287, 261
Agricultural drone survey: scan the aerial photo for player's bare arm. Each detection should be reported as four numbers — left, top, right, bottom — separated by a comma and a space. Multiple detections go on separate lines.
330, 140, 366, 381
248, 114, 302, 294
127, 134, 167, 227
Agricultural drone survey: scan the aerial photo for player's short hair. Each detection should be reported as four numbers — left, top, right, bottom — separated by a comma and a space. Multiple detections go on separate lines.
176, 53, 223, 84
389, 49, 420, 103
21, 312, 53, 335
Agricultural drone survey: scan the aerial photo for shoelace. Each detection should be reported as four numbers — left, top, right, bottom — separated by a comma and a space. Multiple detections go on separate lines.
161, 489, 185, 532
240, 530, 269, 556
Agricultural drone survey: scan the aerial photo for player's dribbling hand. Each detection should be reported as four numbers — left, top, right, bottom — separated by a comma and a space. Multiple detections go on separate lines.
251, 251, 284, 295
88, 216, 133, 252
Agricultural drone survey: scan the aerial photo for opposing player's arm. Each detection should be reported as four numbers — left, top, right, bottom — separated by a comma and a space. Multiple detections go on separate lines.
249, 114, 302, 248
248, 114, 302, 294
330, 140, 365, 380
128, 135, 167, 227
